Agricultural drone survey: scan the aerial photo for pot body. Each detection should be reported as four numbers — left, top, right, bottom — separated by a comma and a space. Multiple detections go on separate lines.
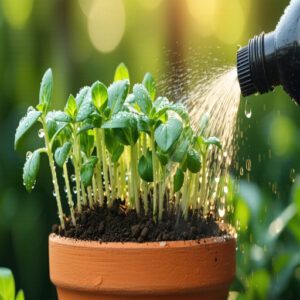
49, 234, 236, 300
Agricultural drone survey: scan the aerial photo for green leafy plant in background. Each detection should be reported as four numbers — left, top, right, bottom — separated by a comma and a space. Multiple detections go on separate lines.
0, 268, 25, 300
14, 63, 225, 228
228, 177, 300, 299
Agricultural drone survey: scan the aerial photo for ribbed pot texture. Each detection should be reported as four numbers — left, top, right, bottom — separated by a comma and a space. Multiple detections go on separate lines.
49, 234, 236, 300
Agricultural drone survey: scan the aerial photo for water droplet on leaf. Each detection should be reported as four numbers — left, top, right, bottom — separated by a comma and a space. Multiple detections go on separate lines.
38, 128, 45, 138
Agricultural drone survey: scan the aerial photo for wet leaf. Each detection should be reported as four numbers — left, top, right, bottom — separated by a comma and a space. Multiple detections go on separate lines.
138, 149, 153, 182
15, 110, 42, 149
54, 142, 72, 168
154, 118, 183, 152
23, 150, 40, 192
174, 168, 184, 192
80, 156, 98, 187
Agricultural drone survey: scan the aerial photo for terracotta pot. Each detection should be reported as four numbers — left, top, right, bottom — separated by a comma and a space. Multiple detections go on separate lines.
49, 234, 236, 300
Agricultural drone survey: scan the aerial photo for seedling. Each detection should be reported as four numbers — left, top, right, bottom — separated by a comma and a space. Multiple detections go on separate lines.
15, 64, 223, 229
0, 268, 25, 300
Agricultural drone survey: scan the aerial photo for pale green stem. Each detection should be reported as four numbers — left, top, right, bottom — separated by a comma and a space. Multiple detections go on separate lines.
192, 173, 199, 210
182, 174, 189, 220
63, 163, 76, 226
114, 162, 119, 199
42, 118, 65, 229
101, 129, 111, 202
142, 133, 148, 214
87, 186, 93, 207
158, 165, 166, 221
81, 183, 87, 206
73, 124, 82, 212
130, 143, 140, 215
200, 151, 208, 209
108, 154, 115, 204
92, 176, 98, 204
94, 129, 104, 204
150, 130, 158, 219
120, 157, 126, 199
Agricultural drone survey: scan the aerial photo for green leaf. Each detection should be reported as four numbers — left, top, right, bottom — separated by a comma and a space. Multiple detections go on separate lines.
102, 111, 136, 129
39, 68, 53, 113
80, 131, 94, 156
142, 72, 156, 101
153, 97, 170, 118
137, 115, 151, 134
205, 136, 222, 149
154, 118, 183, 152
133, 84, 152, 115
171, 138, 189, 163
292, 176, 300, 217
23, 150, 41, 192
80, 156, 98, 187
0, 268, 15, 300
91, 81, 108, 111
104, 129, 120, 154
108, 80, 129, 115
76, 101, 95, 122
46, 119, 58, 140
114, 63, 130, 82
156, 150, 169, 166
169, 103, 190, 123
138, 149, 153, 182
54, 142, 72, 168
198, 113, 209, 135
15, 109, 42, 150
187, 148, 201, 173
75, 86, 90, 108
15, 290, 25, 300
64, 94, 77, 118
51, 111, 72, 123
111, 144, 124, 162
174, 168, 184, 192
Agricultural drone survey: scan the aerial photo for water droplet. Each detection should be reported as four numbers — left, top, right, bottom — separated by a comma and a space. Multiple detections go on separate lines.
268, 149, 272, 159
290, 169, 296, 183
64, 186, 68, 193
272, 183, 277, 195
218, 206, 226, 218
38, 129, 45, 138
53, 190, 57, 197
71, 175, 76, 182
26, 151, 32, 160
27, 106, 35, 113
72, 186, 77, 194
244, 99, 252, 118
223, 186, 228, 194
215, 177, 220, 183
240, 167, 244, 176
245, 159, 251, 172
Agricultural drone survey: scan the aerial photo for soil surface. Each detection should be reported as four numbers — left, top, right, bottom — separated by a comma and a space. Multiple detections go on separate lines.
52, 200, 227, 242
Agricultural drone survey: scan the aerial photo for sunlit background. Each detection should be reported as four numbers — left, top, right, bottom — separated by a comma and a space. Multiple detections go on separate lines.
1, 0, 300, 299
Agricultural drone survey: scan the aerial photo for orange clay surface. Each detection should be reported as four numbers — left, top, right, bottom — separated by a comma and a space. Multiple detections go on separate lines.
49, 234, 236, 300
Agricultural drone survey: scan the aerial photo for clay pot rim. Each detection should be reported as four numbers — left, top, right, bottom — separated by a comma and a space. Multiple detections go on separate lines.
49, 233, 235, 249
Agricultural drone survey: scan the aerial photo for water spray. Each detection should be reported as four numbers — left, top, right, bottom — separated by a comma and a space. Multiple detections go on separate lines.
237, 0, 300, 103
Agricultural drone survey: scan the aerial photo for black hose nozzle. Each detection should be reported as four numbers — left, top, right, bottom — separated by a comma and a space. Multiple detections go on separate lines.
237, 0, 300, 104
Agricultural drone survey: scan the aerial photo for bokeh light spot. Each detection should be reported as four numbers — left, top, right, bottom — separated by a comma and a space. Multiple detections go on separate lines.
269, 116, 296, 156
2, 0, 33, 29
137, 0, 162, 11
78, 0, 94, 16
186, 0, 217, 37
88, 0, 125, 53
215, 0, 245, 44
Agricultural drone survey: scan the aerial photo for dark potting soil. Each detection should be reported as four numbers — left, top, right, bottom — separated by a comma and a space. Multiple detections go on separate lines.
52, 199, 227, 242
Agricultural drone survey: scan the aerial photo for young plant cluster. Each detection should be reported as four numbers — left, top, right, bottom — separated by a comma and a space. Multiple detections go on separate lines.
15, 64, 222, 230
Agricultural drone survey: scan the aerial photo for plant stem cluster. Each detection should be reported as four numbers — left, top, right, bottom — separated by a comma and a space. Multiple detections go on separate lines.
15, 64, 222, 229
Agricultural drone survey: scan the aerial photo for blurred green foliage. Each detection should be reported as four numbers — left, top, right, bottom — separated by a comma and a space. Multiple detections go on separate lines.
0, 0, 299, 299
